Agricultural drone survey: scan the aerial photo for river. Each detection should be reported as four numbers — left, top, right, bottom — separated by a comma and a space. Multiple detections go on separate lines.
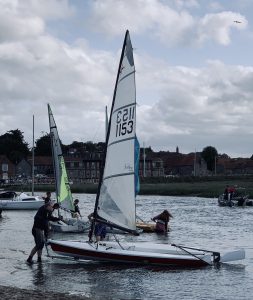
0, 193, 252, 299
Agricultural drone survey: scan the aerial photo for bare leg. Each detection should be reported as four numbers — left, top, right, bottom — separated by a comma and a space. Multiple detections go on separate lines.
27, 246, 37, 263
37, 249, 42, 259
29, 246, 37, 259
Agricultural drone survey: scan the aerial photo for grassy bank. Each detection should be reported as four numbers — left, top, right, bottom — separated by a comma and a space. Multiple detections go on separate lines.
7, 176, 253, 198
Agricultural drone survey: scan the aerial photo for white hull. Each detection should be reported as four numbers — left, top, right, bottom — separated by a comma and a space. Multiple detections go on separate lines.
48, 239, 245, 268
50, 219, 90, 233
48, 239, 212, 267
0, 193, 44, 210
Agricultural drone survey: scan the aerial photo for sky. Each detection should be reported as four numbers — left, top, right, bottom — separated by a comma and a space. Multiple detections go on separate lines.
0, 0, 253, 158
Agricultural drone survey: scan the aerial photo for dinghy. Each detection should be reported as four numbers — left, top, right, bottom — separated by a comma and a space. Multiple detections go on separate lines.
48, 104, 90, 233
218, 194, 253, 207
48, 30, 245, 267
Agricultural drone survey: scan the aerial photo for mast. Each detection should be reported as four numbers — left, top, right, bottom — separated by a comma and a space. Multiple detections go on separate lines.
143, 142, 146, 177
32, 115, 35, 196
194, 149, 196, 176
90, 30, 138, 236
105, 106, 108, 141
48, 104, 59, 205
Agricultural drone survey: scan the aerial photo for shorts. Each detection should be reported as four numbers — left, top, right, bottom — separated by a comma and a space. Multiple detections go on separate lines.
94, 223, 107, 239
32, 227, 45, 250
155, 222, 166, 233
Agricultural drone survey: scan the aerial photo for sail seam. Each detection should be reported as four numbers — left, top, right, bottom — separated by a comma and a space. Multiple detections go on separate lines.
103, 172, 134, 181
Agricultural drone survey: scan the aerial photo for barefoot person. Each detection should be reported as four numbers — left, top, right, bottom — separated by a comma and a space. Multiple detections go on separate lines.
27, 201, 62, 264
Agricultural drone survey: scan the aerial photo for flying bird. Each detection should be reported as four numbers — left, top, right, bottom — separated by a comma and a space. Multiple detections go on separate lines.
234, 20, 242, 23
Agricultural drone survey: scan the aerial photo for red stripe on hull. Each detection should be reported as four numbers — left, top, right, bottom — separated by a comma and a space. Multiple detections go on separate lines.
50, 242, 209, 268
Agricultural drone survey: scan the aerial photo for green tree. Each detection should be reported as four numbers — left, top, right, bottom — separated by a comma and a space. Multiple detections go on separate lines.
201, 146, 218, 172
34, 133, 52, 156
0, 129, 29, 163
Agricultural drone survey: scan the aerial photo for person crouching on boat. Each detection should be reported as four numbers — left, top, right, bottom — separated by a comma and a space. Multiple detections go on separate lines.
71, 199, 82, 218
152, 210, 173, 234
27, 201, 62, 264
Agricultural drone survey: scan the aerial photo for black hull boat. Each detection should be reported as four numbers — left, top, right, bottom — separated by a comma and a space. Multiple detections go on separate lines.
218, 194, 253, 207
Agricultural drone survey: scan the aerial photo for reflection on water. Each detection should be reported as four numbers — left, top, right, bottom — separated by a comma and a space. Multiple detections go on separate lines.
0, 193, 252, 299
32, 263, 46, 286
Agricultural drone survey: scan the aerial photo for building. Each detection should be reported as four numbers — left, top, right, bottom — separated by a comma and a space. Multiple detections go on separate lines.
0, 155, 15, 181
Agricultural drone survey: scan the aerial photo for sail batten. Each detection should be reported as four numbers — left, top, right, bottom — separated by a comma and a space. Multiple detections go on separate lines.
118, 70, 135, 83
103, 172, 134, 181
108, 136, 135, 147
95, 31, 137, 233
113, 102, 136, 113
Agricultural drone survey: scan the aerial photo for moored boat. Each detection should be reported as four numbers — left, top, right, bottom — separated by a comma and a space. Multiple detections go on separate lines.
218, 194, 253, 207
0, 191, 44, 210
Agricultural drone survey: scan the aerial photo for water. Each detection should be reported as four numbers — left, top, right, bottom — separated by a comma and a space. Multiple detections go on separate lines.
0, 193, 253, 299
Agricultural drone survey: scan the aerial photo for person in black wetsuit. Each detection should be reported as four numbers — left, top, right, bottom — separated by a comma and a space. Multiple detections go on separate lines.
224, 185, 229, 201
71, 199, 82, 218
27, 202, 62, 264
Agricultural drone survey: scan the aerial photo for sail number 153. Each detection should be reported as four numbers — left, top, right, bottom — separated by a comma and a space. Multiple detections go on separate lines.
116, 106, 135, 137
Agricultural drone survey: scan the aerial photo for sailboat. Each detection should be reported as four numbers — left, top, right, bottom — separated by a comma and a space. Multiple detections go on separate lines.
0, 191, 43, 210
47, 30, 245, 267
47, 104, 90, 233
0, 116, 44, 210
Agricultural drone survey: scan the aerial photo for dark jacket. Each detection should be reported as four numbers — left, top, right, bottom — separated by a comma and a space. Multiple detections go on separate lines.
74, 204, 80, 214
33, 205, 60, 231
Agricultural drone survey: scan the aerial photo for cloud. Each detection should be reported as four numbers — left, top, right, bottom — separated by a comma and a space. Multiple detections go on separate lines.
89, 0, 247, 47
0, 0, 118, 146
197, 12, 247, 45
0, 0, 252, 158
136, 55, 253, 156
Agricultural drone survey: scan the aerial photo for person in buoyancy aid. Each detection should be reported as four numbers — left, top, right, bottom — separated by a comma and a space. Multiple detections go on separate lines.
71, 199, 82, 218
152, 210, 173, 234
224, 185, 229, 201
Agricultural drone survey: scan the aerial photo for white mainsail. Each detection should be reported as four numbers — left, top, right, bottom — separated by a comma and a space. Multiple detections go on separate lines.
96, 31, 137, 232
48, 104, 74, 211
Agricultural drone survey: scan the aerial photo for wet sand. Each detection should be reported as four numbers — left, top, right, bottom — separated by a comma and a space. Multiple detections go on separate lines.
0, 285, 89, 299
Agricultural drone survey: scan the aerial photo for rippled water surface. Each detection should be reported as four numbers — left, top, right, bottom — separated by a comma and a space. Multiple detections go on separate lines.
0, 193, 253, 299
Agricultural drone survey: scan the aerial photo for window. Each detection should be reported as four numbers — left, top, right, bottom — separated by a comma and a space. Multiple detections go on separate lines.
2, 164, 8, 172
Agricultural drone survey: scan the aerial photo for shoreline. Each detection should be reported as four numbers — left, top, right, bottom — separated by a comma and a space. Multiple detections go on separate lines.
4, 178, 253, 198
0, 285, 89, 299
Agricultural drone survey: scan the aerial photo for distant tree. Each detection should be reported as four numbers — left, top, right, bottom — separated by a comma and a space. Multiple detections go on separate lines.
34, 133, 52, 156
0, 129, 29, 163
84, 141, 96, 152
69, 141, 84, 150
201, 146, 218, 171
35, 132, 67, 156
